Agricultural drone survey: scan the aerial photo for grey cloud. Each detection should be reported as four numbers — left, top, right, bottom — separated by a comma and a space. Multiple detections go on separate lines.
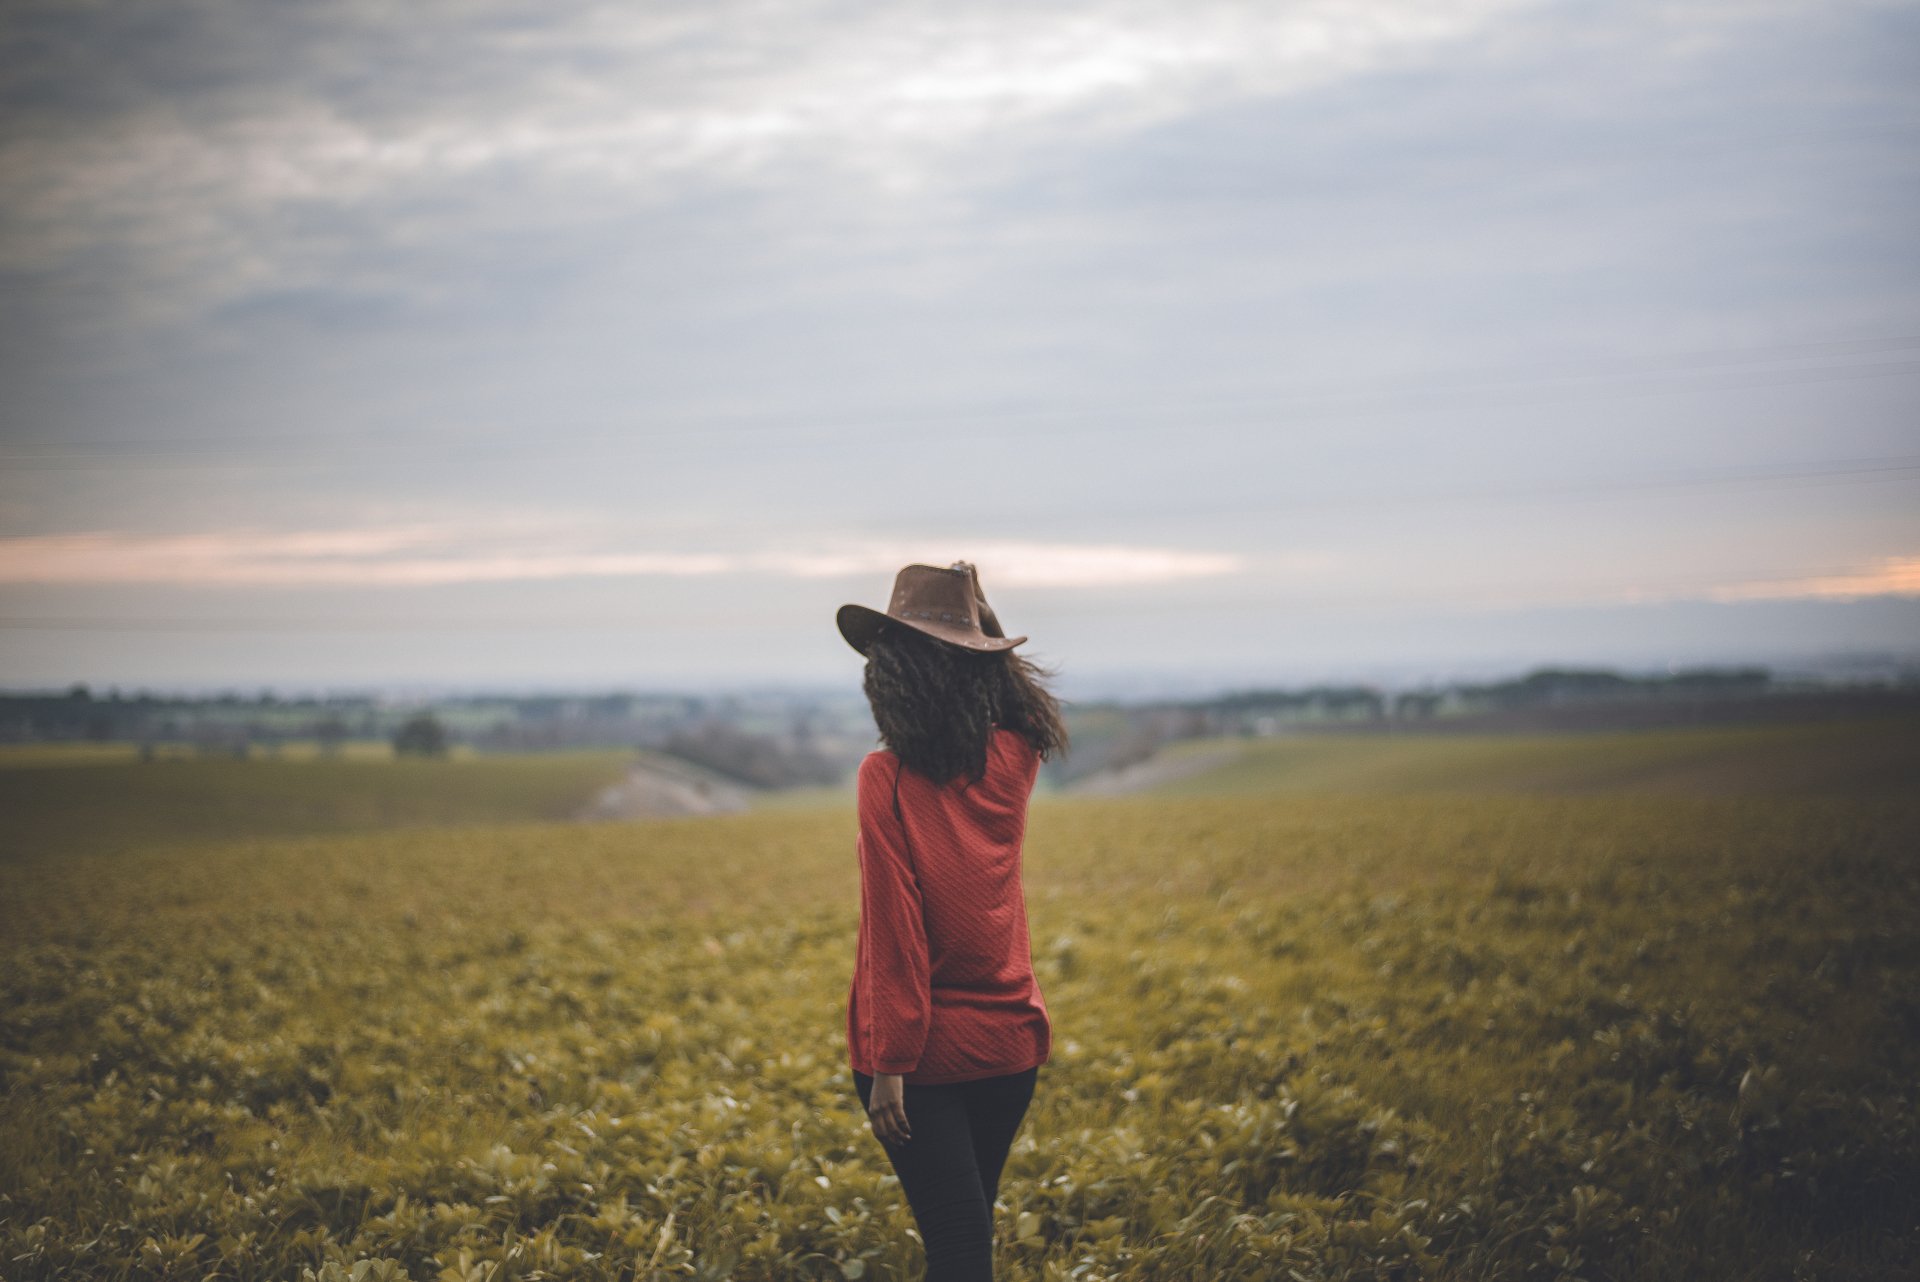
3, 2, 1545, 307
0, 0, 1915, 688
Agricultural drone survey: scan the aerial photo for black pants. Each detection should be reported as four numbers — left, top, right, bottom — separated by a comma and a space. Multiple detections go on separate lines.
853, 1065, 1039, 1282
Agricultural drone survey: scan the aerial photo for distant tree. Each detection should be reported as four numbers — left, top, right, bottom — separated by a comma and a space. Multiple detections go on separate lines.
1393, 691, 1442, 721
393, 712, 451, 758
313, 714, 349, 757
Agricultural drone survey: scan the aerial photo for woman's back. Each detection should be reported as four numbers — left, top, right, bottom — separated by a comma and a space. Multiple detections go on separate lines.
848, 726, 1052, 1085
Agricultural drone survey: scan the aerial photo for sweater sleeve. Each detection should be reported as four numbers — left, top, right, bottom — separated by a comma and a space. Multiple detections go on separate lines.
855, 755, 931, 1074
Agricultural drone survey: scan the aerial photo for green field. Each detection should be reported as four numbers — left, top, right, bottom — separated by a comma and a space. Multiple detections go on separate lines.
2, 722, 1916, 1280
1147, 716, 1920, 796
0, 750, 635, 861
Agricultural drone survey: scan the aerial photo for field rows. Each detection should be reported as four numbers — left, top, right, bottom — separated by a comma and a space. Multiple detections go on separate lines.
2, 728, 1918, 1279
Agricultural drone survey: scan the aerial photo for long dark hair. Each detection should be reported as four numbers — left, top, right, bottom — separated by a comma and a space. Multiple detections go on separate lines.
863, 625, 1069, 785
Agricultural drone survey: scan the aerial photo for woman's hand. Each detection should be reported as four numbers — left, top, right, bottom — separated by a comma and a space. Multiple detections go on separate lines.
868, 1073, 911, 1146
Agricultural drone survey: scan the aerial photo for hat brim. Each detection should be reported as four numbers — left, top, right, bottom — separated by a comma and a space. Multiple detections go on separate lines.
836, 603, 1026, 656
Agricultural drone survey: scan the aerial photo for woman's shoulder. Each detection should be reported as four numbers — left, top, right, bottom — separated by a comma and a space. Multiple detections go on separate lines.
990, 724, 1041, 772
855, 751, 904, 822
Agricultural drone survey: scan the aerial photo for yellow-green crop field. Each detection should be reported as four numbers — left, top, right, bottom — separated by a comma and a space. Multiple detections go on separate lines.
0, 750, 635, 860
2, 721, 1917, 1280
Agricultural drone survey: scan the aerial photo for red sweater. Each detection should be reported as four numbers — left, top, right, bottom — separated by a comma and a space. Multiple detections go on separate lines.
846, 725, 1052, 1084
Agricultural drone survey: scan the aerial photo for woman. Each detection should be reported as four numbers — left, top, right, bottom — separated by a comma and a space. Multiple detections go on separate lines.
836, 561, 1069, 1282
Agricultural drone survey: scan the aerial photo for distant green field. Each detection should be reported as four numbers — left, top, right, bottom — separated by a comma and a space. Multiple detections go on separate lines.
1144, 715, 1920, 796
0, 741, 440, 768
1, 721, 1915, 1280
0, 750, 634, 861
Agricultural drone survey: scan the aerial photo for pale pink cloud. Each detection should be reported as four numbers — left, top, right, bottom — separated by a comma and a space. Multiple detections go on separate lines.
1708, 555, 1920, 603
0, 529, 737, 586
752, 540, 1248, 586
0, 527, 1245, 589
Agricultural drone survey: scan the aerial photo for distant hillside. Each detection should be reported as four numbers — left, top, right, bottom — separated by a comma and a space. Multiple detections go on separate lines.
1048, 665, 1920, 785
1070, 716, 1920, 799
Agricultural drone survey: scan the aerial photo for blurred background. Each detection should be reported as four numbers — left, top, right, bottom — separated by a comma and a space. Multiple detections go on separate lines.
6, 9, 1920, 1280
1, 0, 1916, 782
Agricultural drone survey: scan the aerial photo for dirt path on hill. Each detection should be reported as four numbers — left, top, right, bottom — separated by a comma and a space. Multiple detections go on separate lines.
575, 754, 754, 819
1062, 743, 1246, 795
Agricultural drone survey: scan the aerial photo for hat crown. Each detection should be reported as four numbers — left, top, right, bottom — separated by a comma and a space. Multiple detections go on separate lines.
889, 563, 982, 631
835, 561, 1027, 655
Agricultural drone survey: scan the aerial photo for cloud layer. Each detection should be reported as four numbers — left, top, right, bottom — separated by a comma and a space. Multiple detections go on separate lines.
3, 1, 1540, 311
1, 0, 1916, 687
1712, 556, 1920, 603
0, 524, 1244, 589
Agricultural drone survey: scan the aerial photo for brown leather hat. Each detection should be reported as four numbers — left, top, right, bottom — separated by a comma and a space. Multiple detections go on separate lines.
837, 561, 1028, 656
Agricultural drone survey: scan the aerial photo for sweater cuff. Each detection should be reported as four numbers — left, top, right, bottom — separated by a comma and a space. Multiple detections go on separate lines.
872, 1058, 919, 1075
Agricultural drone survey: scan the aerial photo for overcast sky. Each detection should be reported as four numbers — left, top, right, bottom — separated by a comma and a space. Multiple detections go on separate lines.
1, 0, 1916, 695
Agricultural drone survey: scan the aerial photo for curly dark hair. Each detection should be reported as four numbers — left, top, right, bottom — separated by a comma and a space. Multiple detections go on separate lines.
862, 625, 1069, 785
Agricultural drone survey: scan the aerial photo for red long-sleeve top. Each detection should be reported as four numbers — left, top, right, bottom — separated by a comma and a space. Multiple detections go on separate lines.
846, 725, 1052, 1084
